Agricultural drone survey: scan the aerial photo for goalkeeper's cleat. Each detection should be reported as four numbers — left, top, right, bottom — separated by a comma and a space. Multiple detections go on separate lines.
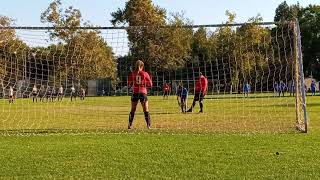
128, 124, 132, 129
147, 125, 151, 129
199, 110, 203, 113
186, 109, 192, 113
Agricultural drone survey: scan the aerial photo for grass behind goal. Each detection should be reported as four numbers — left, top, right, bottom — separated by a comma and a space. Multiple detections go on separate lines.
0, 94, 298, 134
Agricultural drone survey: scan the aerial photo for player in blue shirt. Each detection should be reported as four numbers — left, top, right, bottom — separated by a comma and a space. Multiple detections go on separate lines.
290, 81, 295, 97
311, 80, 317, 96
273, 82, 278, 97
176, 83, 188, 113
180, 85, 188, 113
278, 81, 286, 97
243, 81, 250, 98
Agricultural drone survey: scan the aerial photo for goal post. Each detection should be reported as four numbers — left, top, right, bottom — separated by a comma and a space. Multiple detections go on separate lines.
294, 19, 308, 133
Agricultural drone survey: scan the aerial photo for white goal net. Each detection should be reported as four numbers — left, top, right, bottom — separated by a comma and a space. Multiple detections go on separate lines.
0, 21, 308, 135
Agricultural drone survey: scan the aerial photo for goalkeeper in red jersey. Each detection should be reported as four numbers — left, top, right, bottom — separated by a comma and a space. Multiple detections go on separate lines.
187, 72, 208, 113
127, 60, 153, 129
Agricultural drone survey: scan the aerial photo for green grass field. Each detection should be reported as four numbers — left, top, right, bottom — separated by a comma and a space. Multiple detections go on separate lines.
0, 94, 319, 179
0, 94, 304, 133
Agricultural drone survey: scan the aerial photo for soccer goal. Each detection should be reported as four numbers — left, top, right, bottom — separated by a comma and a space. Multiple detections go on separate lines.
0, 20, 308, 134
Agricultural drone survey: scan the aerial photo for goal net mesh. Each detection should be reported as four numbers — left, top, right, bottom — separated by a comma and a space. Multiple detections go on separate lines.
0, 22, 308, 134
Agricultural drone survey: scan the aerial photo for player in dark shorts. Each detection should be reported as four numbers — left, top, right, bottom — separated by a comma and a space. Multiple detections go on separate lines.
39, 85, 46, 102
8, 86, 14, 103
163, 82, 170, 99
127, 60, 153, 129
79, 88, 86, 100
177, 83, 188, 113
45, 86, 52, 102
51, 87, 57, 101
176, 83, 183, 107
57, 86, 64, 101
32, 85, 38, 103
187, 72, 208, 113
70, 86, 76, 101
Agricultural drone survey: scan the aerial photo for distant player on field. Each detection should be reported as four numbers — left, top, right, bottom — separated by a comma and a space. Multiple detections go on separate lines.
8, 86, 14, 103
45, 86, 52, 102
176, 82, 182, 107
39, 85, 46, 102
243, 81, 251, 98
177, 83, 188, 113
127, 60, 152, 129
32, 85, 38, 103
57, 86, 64, 101
187, 72, 208, 113
70, 86, 76, 101
311, 80, 316, 96
273, 82, 279, 97
278, 81, 286, 97
80, 87, 86, 100
290, 81, 295, 97
163, 82, 170, 100
51, 87, 57, 101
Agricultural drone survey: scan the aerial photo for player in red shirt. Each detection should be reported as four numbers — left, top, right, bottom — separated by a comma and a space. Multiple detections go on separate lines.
187, 72, 208, 113
163, 82, 170, 99
127, 60, 153, 129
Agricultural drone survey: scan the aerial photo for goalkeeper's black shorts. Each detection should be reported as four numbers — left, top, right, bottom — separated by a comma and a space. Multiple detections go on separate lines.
131, 93, 148, 103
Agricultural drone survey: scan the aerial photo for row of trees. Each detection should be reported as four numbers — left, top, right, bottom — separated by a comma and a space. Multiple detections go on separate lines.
1, 0, 116, 89
0, 0, 319, 92
274, 1, 320, 79
113, 0, 294, 91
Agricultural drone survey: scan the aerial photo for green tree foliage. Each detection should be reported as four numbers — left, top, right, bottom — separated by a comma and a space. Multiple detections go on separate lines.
204, 12, 272, 92
41, 0, 82, 41
235, 15, 271, 82
298, 5, 320, 79
0, 16, 29, 88
111, 0, 192, 71
0, 16, 15, 41
274, 1, 320, 79
41, 0, 116, 84
274, 1, 299, 22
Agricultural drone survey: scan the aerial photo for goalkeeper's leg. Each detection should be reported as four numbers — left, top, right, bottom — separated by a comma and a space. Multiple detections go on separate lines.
141, 97, 151, 129
128, 101, 138, 129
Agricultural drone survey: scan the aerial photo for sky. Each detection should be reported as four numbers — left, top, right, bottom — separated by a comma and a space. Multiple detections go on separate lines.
0, 0, 318, 27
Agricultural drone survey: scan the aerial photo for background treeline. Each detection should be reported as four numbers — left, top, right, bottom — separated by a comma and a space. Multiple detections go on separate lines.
0, 0, 319, 93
